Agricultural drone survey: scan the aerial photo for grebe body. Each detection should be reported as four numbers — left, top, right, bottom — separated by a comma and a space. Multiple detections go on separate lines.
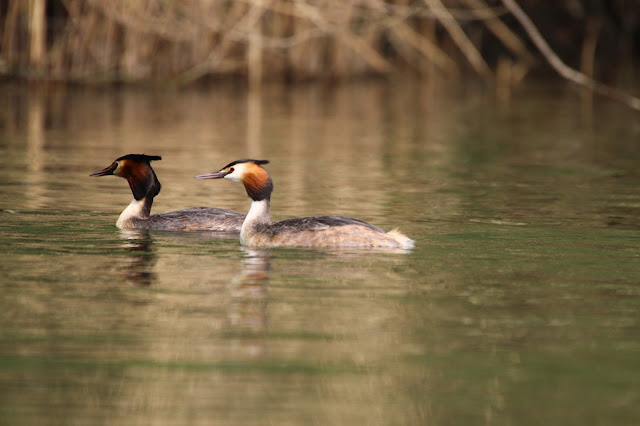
195, 159, 414, 249
91, 154, 244, 232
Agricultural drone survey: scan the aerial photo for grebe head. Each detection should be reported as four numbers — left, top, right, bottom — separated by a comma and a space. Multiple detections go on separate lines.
195, 159, 273, 201
90, 154, 162, 200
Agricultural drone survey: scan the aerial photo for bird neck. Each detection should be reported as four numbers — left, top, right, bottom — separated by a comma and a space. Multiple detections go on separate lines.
125, 163, 161, 201
241, 198, 272, 242
243, 172, 273, 202
116, 196, 153, 228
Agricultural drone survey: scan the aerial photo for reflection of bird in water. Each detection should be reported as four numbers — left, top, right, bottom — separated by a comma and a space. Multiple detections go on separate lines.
90, 154, 244, 232
119, 229, 157, 287
195, 159, 414, 249
228, 248, 270, 336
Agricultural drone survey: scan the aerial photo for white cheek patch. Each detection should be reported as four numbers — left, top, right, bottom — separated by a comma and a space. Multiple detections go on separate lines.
224, 173, 242, 183
224, 163, 247, 183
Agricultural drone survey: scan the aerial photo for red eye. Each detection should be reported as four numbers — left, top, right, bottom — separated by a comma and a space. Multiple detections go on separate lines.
229, 167, 235, 172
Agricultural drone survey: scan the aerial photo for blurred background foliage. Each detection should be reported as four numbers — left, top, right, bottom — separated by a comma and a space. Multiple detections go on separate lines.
1, 0, 639, 85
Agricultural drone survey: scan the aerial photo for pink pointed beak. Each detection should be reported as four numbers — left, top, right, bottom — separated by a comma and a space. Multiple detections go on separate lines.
194, 170, 230, 179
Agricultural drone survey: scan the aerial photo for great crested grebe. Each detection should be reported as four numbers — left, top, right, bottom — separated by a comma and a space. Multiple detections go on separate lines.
90, 154, 244, 231
195, 159, 414, 249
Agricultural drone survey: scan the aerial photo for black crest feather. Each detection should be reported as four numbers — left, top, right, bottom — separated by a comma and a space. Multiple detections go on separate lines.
116, 154, 162, 163
221, 159, 269, 170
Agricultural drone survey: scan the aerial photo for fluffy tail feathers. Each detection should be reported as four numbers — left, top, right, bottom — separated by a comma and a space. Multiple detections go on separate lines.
387, 229, 414, 250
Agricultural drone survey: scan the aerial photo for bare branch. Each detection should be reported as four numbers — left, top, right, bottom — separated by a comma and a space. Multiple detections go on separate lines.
462, 0, 534, 65
501, 0, 640, 111
294, 2, 392, 74
423, 0, 491, 76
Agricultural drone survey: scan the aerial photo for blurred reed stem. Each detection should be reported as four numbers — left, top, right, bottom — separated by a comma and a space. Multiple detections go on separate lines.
0, 0, 638, 92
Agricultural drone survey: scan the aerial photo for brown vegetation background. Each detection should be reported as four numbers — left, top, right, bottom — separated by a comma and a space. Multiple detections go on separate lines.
1, 0, 639, 85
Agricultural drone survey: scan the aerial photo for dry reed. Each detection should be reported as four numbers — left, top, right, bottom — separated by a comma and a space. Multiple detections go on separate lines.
1, 0, 638, 105
0, 0, 530, 83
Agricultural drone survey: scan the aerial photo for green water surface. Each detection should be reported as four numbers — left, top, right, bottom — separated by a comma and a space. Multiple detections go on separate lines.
1, 80, 639, 425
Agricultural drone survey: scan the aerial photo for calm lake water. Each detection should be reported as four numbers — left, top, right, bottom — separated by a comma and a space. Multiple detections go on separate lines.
1, 78, 640, 425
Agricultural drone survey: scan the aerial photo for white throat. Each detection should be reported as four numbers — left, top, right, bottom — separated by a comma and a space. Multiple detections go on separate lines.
240, 199, 271, 243
116, 198, 150, 228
